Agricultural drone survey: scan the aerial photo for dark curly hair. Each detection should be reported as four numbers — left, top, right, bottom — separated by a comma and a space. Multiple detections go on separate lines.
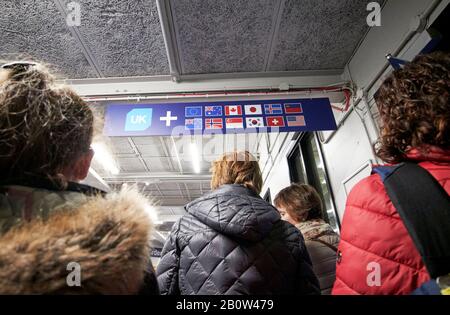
375, 51, 450, 163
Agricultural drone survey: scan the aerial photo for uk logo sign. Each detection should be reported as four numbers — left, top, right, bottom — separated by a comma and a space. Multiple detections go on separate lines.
125, 108, 153, 131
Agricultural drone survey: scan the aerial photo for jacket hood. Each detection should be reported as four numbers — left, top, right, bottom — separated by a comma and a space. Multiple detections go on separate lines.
0, 186, 153, 294
185, 184, 280, 242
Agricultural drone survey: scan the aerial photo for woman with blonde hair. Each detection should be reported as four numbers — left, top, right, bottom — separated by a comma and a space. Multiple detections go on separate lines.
0, 62, 158, 294
157, 151, 320, 295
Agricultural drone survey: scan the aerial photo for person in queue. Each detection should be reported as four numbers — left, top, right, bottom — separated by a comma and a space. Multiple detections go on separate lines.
0, 62, 158, 294
274, 183, 340, 294
332, 51, 450, 295
156, 151, 320, 295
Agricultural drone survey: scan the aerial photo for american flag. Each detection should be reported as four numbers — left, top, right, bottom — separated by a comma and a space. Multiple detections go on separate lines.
286, 115, 306, 127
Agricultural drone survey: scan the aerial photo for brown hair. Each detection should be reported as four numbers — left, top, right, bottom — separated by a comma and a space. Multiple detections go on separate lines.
375, 51, 450, 163
274, 183, 323, 223
210, 151, 262, 194
0, 62, 94, 182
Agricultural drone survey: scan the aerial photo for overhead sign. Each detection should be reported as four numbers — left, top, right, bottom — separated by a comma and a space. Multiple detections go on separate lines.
104, 98, 337, 137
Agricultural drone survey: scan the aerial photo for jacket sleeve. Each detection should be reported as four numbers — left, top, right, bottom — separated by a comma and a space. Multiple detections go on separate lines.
156, 219, 182, 295
296, 239, 321, 295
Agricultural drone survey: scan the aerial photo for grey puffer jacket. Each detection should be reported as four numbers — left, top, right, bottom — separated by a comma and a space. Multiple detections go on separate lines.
156, 184, 320, 295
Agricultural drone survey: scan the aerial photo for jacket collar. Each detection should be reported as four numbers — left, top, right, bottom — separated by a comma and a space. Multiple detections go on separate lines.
405, 146, 450, 163
0, 175, 106, 197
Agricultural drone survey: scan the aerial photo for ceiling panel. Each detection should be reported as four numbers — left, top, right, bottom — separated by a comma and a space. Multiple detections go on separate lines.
0, 0, 96, 79
117, 157, 146, 172
268, 0, 372, 71
61, 0, 169, 77
144, 157, 175, 172
110, 137, 134, 154
171, 0, 277, 74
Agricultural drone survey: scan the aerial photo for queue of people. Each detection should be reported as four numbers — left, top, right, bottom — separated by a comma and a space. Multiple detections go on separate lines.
0, 51, 449, 295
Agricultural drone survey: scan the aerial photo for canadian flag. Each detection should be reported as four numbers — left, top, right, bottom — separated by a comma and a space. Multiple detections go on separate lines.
244, 104, 262, 115
225, 105, 242, 116
266, 116, 285, 127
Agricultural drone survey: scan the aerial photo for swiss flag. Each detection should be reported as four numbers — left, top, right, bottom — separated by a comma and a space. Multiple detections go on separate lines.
266, 116, 285, 127
225, 105, 242, 116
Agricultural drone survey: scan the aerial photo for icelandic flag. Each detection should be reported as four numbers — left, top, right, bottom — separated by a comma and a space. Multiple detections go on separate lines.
205, 118, 223, 129
286, 115, 306, 127
185, 118, 203, 130
264, 104, 283, 115
244, 104, 262, 116
266, 116, 285, 127
225, 117, 244, 129
225, 105, 242, 116
205, 106, 223, 117
284, 103, 303, 114
185, 106, 202, 117
246, 117, 264, 128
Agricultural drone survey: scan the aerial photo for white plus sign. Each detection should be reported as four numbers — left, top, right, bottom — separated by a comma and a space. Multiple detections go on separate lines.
160, 111, 178, 127
272, 119, 279, 125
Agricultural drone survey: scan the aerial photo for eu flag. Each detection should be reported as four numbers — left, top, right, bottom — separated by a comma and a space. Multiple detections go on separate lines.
185, 106, 202, 117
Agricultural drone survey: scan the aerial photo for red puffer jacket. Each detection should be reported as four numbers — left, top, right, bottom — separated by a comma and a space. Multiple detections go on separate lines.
332, 146, 450, 295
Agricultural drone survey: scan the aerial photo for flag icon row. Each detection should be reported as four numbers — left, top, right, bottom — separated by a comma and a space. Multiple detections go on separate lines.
185, 116, 305, 130
185, 103, 303, 117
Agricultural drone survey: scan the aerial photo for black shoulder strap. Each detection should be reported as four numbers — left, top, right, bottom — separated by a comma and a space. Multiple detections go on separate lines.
382, 162, 450, 279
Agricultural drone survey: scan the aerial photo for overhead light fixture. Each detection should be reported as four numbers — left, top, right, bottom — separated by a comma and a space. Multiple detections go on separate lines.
189, 142, 201, 174
91, 142, 120, 175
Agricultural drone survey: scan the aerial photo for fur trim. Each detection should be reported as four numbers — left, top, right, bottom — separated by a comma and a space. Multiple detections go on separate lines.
0, 188, 153, 294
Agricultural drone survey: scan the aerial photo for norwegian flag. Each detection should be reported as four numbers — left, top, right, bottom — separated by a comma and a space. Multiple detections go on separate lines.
225, 105, 242, 116
205, 118, 223, 129
266, 116, 285, 127
284, 103, 303, 114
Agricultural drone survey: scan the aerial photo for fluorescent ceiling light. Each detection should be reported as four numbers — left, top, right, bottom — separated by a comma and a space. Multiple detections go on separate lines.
189, 142, 201, 174
91, 142, 120, 175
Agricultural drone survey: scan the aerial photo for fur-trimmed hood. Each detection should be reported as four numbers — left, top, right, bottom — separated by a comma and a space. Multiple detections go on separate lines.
0, 185, 154, 294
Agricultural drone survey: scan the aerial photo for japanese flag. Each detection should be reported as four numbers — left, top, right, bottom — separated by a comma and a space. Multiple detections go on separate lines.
225, 105, 242, 116
244, 104, 262, 116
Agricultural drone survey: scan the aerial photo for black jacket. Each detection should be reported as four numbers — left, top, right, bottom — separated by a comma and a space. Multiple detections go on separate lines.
156, 184, 320, 295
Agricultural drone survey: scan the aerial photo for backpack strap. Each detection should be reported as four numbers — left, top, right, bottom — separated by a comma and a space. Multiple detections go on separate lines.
374, 162, 450, 279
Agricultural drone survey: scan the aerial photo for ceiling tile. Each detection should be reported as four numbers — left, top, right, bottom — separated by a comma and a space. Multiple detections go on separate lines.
61, 0, 169, 77
0, 0, 96, 79
268, 0, 372, 71
171, 0, 277, 74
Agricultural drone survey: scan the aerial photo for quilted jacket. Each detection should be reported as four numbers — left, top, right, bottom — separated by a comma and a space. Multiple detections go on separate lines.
332, 146, 450, 295
156, 184, 320, 295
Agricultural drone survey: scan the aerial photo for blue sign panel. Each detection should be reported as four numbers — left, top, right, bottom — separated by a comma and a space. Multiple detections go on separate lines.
104, 98, 337, 137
